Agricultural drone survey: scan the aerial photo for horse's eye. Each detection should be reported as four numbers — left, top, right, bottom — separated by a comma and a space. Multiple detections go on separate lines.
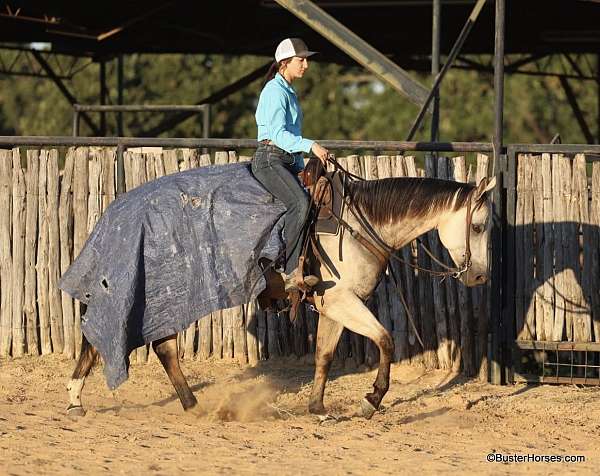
472, 224, 483, 234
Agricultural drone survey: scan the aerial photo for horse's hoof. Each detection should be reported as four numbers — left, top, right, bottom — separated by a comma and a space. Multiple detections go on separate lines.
359, 398, 377, 419
66, 405, 86, 417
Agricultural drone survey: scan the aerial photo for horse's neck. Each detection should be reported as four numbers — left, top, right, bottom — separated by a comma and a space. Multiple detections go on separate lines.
347, 203, 451, 251
386, 215, 445, 250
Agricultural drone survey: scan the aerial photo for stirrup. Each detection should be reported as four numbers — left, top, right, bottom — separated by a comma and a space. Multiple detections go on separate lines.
283, 271, 320, 292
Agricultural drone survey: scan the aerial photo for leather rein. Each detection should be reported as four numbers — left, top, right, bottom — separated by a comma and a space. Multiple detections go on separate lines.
323, 156, 477, 281
307, 155, 482, 349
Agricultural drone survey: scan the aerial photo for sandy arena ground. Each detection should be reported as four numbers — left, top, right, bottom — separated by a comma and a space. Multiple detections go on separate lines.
1, 353, 599, 475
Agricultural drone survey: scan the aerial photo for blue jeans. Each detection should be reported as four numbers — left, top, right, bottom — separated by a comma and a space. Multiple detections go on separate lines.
251, 144, 309, 275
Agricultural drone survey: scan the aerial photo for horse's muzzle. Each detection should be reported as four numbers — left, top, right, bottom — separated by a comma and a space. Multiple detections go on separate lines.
461, 268, 489, 287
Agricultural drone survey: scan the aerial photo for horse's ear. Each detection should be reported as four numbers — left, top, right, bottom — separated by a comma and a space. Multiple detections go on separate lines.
474, 176, 496, 201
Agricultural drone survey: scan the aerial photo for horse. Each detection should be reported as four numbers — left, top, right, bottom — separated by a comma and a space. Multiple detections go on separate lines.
66, 173, 496, 418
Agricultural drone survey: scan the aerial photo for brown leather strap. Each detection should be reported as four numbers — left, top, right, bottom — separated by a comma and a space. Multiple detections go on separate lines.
324, 160, 476, 280
318, 199, 389, 268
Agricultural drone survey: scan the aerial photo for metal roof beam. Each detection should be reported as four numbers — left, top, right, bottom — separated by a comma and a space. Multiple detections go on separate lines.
559, 76, 594, 143
505, 52, 549, 72
455, 54, 598, 81
96, 3, 174, 42
31, 50, 101, 136
406, 0, 487, 140
273, 0, 430, 110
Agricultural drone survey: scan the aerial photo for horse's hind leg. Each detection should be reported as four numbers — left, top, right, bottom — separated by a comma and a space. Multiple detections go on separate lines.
66, 334, 99, 416
308, 316, 344, 415
318, 293, 394, 419
152, 335, 199, 413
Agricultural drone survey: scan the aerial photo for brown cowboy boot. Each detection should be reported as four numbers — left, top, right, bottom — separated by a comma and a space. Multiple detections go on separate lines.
283, 268, 320, 293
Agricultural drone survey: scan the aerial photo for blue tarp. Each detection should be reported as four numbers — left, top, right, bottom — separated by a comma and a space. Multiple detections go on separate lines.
59, 162, 285, 389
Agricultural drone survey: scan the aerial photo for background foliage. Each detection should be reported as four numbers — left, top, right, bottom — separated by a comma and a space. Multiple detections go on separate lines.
0, 52, 597, 145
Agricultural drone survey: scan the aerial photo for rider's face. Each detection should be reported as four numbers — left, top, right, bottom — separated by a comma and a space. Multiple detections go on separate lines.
282, 56, 308, 82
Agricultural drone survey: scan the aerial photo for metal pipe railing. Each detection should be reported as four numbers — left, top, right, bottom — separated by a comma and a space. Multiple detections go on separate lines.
0, 136, 494, 153
72, 104, 210, 137
73, 105, 209, 112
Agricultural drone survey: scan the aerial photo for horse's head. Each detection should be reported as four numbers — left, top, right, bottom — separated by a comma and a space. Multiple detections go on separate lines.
437, 177, 496, 287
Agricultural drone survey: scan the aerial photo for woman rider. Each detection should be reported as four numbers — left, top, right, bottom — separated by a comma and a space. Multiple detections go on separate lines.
251, 38, 329, 292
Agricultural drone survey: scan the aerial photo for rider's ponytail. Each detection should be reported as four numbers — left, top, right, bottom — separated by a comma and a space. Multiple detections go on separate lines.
262, 61, 278, 87
262, 58, 292, 87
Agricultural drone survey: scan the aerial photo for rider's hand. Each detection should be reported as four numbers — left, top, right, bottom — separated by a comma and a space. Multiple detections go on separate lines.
311, 142, 329, 165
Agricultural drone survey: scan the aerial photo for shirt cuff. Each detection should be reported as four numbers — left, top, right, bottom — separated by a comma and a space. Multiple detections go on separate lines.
299, 138, 314, 154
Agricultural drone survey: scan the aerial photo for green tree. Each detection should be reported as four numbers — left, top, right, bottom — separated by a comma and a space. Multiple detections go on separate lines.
0, 51, 597, 146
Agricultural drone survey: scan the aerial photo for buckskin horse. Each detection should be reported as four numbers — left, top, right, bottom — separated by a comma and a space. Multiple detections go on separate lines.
66, 167, 496, 419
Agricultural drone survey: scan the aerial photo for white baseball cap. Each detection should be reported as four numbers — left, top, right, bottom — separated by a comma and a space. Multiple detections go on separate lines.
274, 38, 317, 63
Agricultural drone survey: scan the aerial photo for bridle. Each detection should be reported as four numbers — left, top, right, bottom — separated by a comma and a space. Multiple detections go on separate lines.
324, 156, 481, 282
315, 156, 485, 349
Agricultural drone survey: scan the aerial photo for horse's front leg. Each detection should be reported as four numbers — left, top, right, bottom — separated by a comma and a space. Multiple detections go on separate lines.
308, 315, 344, 415
317, 292, 394, 419
152, 335, 200, 413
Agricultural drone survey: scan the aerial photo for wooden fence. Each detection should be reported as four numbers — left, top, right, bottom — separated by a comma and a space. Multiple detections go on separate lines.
514, 153, 600, 343
0, 147, 492, 377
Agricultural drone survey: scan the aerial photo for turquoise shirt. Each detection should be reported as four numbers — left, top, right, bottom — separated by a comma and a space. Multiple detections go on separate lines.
256, 73, 313, 172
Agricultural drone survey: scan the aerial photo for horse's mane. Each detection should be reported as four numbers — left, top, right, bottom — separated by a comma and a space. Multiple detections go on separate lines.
347, 177, 477, 225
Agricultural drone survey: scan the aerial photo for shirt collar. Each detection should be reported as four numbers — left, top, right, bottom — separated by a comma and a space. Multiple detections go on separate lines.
275, 72, 297, 95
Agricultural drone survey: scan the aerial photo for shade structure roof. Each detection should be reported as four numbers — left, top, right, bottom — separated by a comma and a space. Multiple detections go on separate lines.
1, 0, 598, 65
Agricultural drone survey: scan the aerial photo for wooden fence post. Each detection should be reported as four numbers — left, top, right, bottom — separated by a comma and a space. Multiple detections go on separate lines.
515, 154, 532, 340
550, 155, 568, 341
245, 301, 260, 366
48, 150, 64, 353
475, 153, 490, 379
11, 149, 26, 357
72, 147, 89, 357
24, 150, 40, 355
532, 154, 545, 341
60, 149, 76, 358
572, 154, 591, 342
101, 148, 116, 212
539, 153, 555, 342
266, 309, 279, 358
591, 163, 600, 342
258, 304, 268, 360
37, 150, 51, 355
0, 149, 12, 357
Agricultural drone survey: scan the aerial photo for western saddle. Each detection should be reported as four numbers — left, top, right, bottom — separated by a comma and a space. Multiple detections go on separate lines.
257, 157, 347, 320
299, 157, 345, 236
